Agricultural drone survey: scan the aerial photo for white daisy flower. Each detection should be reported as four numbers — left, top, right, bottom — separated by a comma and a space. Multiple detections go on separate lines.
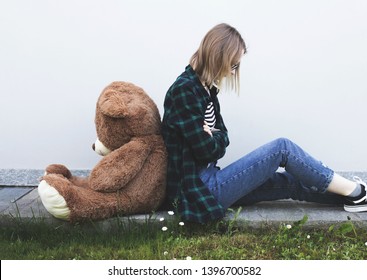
162, 226, 168, 232
286, 224, 292, 229
179, 222, 185, 226
168, 211, 175, 215
186, 256, 192, 260
159, 217, 165, 222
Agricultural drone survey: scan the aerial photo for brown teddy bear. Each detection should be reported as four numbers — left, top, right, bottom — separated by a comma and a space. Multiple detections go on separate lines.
38, 81, 167, 222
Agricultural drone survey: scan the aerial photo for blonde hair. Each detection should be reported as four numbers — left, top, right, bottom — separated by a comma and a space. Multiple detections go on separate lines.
190, 23, 246, 92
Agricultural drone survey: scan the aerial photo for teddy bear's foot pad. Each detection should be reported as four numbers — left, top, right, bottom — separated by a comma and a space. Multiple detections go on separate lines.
38, 180, 71, 220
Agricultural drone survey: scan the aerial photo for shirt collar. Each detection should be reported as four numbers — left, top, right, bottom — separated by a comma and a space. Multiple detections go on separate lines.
185, 65, 219, 97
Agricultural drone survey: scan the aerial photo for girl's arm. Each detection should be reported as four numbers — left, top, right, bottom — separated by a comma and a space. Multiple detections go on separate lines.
171, 85, 229, 163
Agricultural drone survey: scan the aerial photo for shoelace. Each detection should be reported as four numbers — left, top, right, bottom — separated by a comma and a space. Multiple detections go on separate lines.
353, 176, 366, 186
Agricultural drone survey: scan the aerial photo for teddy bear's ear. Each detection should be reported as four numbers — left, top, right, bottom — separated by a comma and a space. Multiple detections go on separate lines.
98, 90, 128, 118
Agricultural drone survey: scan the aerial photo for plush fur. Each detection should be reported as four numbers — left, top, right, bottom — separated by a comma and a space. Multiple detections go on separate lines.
38, 82, 167, 222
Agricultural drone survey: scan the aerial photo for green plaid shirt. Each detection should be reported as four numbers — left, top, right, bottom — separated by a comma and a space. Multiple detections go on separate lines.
162, 65, 230, 223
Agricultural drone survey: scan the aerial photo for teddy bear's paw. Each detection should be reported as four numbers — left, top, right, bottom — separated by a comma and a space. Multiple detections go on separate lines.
45, 164, 72, 179
38, 180, 71, 221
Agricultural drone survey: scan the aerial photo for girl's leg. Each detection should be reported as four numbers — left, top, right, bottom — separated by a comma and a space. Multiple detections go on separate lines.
201, 138, 338, 209
327, 173, 357, 196
232, 171, 345, 206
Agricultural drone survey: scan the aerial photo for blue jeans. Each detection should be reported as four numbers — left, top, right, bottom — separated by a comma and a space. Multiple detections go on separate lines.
199, 137, 345, 209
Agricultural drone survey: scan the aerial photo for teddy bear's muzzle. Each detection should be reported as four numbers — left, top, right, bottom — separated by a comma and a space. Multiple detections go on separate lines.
93, 138, 111, 156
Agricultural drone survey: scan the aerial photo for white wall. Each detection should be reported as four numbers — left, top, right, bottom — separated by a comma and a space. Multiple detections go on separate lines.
1, 0, 366, 171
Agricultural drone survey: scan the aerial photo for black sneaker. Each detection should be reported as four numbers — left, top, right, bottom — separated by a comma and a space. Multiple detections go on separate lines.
344, 177, 367, 212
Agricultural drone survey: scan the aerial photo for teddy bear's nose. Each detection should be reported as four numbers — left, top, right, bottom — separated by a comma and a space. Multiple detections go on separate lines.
92, 143, 95, 151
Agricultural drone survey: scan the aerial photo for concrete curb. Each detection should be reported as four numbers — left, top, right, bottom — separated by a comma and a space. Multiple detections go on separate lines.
1, 169, 367, 229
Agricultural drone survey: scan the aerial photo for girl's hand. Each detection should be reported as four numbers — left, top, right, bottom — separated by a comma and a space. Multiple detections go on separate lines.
203, 121, 213, 137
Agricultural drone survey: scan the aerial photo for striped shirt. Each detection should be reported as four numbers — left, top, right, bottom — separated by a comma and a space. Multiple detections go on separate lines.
205, 101, 216, 130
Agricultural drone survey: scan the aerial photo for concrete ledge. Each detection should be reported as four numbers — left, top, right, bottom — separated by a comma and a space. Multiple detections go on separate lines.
1, 169, 367, 229
2, 195, 366, 230
0, 169, 90, 186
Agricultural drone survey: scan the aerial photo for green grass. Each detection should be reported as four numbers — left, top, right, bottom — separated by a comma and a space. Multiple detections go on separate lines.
1, 214, 367, 260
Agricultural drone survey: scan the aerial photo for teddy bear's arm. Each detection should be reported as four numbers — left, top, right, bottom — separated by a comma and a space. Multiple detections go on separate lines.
89, 138, 151, 192
45, 164, 90, 188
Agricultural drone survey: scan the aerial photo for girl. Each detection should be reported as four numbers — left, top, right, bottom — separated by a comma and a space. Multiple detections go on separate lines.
162, 23, 367, 223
